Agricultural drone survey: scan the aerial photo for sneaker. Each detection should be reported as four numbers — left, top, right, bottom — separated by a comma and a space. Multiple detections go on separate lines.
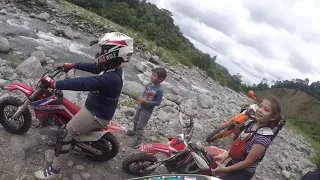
126, 130, 135, 136
34, 166, 62, 180
131, 138, 142, 149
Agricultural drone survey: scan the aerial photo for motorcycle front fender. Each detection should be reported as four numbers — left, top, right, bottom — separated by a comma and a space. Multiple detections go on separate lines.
139, 143, 172, 157
3, 82, 34, 96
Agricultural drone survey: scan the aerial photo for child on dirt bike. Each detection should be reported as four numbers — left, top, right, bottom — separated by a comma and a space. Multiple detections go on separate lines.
34, 32, 133, 180
126, 67, 167, 148
212, 96, 285, 180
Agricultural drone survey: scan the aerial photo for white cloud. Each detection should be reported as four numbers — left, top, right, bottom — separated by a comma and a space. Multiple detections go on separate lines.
147, 0, 320, 84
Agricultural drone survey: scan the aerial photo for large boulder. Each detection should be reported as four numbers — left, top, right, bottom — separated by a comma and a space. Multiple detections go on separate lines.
165, 93, 183, 105
31, 51, 46, 62
197, 94, 214, 109
0, 79, 9, 88
15, 55, 44, 78
35, 12, 50, 21
122, 81, 145, 99
0, 36, 12, 53
149, 55, 160, 65
55, 26, 74, 39
135, 62, 147, 73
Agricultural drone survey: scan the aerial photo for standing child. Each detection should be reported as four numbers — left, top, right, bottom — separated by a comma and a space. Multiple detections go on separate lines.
127, 67, 167, 148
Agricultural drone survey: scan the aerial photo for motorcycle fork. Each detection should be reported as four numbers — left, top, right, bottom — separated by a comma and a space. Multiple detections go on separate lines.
9, 99, 30, 120
10, 88, 41, 120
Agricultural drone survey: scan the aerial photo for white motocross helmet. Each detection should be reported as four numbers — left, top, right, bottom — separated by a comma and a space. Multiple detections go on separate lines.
93, 32, 133, 65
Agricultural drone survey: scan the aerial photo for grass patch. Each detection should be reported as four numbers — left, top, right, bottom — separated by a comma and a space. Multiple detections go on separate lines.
9, 55, 21, 69
286, 118, 320, 166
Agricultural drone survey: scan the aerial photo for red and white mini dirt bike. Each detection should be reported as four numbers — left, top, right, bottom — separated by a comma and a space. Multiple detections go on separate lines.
122, 112, 226, 178
0, 66, 126, 161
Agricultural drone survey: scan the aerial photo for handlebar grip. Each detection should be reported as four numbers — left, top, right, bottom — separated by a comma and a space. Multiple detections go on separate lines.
56, 66, 70, 73
56, 66, 64, 70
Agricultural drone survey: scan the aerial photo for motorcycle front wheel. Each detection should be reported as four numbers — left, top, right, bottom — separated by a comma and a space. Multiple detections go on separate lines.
0, 96, 32, 135
205, 122, 235, 143
122, 153, 158, 176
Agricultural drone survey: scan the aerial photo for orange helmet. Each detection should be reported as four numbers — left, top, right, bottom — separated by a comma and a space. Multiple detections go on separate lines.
247, 90, 257, 101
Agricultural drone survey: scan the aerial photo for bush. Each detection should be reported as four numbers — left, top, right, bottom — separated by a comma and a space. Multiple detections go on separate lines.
9, 55, 21, 69
312, 153, 320, 168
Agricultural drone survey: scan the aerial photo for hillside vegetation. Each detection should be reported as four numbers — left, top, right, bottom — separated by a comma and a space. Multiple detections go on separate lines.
253, 77, 320, 100
65, 0, 249, 92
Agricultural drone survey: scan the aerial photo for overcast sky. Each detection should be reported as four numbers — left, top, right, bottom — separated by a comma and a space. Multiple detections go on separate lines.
147, 0, 320, 85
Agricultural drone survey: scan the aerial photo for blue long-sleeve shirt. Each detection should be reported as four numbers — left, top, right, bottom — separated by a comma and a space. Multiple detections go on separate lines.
55, 62, 123, 120
140, 83, 163, 112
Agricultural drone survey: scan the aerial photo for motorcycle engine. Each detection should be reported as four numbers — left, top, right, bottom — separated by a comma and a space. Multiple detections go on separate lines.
38, 114, 68, 126
38, 115, 59, 126
164, 151, 191, 173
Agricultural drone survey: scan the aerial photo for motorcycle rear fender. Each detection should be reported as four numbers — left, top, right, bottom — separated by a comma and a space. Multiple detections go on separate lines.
139, 143, 172, 157
74, 120, 126, 142
73, 129, 108, 142
102, 121, 127, 133
3, 82, 34, 96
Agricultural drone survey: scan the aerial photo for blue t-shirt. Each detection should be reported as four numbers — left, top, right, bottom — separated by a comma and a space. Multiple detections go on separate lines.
139, 83, 163, 112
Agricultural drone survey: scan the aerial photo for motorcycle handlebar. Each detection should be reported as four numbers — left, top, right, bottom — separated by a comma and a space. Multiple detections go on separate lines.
49, 66, 65, 78
38, 66, 67, 89
188, 142, 212, 162
41, 66, 67, 80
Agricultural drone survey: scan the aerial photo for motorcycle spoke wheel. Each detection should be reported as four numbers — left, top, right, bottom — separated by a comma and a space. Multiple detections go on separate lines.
122, 153, 158, 175
3, 105, 24, 130
132, 161, 153, 173
205, 122, 235, 143
0, 97, 32, 135
81, 133, 120, 162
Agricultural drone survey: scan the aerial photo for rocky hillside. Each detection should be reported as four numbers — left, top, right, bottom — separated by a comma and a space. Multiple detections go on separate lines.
0, 0, 318, 180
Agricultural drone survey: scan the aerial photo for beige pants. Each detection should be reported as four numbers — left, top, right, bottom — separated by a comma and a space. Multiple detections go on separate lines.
52, 104, 108, 170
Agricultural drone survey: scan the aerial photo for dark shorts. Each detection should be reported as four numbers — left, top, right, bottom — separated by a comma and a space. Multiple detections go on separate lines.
222, 160, 255, 180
